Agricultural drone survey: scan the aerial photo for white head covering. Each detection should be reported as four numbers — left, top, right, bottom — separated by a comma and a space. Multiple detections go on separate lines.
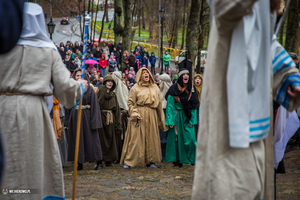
159, 74, 172, 109
17, 3, 56, 50
112, 72, 129, 110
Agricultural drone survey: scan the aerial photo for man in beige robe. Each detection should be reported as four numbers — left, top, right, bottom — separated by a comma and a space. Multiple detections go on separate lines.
192, 0, 300, 199
0, 3, 87, 199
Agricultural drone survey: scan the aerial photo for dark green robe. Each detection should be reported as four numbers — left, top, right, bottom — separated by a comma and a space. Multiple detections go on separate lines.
97, 84, 122, 162
165, 95, 197, 164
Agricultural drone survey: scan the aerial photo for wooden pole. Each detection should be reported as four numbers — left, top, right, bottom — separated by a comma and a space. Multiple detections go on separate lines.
72, 100, 82, 200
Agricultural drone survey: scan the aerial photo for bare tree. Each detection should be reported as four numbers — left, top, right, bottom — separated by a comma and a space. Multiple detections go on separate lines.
114, 0, 125, 45
186, 0, 201, 70
98, 0, 108, 46
285, 0, 300, 53
122, 0, 134, 51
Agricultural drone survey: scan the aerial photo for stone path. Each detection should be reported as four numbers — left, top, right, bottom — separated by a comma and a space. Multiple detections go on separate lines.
64, 148, 300, 199
64, 162, 194, 199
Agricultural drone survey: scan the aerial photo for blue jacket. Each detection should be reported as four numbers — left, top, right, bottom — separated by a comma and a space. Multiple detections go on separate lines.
149, 52, 156, 66
142, 57, 149, 67
135, 54, 142, 62
88, 57, 97, 61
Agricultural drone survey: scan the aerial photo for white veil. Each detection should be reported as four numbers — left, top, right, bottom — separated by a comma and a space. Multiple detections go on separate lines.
17, 3, 56, 50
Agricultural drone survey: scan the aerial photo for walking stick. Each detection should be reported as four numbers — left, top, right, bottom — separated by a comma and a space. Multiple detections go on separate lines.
72, 100, 82, 200
72, 14, 91, 200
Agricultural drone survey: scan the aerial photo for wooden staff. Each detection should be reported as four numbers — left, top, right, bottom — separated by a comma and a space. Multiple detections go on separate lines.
72, 100, 82, 200
72, 13, 90, 200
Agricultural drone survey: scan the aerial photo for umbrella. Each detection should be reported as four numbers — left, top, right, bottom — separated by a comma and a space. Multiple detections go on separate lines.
85, 59, 99, 65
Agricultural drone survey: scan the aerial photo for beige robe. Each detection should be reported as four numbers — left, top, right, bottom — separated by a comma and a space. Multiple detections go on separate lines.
0, 45, 82, 200
192, 1, 300, 200
120, 68, 168, 167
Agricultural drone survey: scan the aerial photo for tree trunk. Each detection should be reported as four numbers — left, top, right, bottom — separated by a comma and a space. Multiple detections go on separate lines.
114, 0, 124, 45
93, 0, 100, 45
148, 0, 154, 40
285, 0, 300, 52
98, 0, 108, 46
78, 0, 83, 41
142, 7, 145, 29
90, 0, 94, 41
171, 0, 180, 48
180, 0, 187, 50
87, 0, 91, 40
105, 2, 109, 22
122, 0, 133, 51
82, 1, 86, 41
138, 0, 141, 37
295, 1, 300, 54
196, 0, 206, 73
186, 0, 200, 72
278, 18, 285, 45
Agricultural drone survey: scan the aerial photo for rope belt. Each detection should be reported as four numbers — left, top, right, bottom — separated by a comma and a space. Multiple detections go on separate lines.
102, 110, 113, 125
75, 105, 91, 110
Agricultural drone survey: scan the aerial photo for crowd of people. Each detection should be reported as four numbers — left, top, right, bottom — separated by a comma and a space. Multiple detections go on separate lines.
54, 39, 204, 170
56, 40, 174, 93
3, 1, 300, 200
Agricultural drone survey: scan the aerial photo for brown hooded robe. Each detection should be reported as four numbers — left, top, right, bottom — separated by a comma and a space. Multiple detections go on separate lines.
97, 76, 122, 162
120, 68, 168, 167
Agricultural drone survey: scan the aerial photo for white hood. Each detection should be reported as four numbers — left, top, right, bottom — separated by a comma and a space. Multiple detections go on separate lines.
17, 3, 56, 50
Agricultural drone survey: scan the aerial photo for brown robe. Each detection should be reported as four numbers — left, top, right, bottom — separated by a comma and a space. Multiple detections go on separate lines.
68, 85, 103, 164
97, 76, 122, 162
120, 68, 168, 167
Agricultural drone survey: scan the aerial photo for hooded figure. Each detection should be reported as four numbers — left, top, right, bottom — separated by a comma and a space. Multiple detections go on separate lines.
193, 74, 203, 139
120, 68, 168, 168
159, 73, 172, 161
97, 76, 122, 165
112, 71, 129, 110
193, 74, 203, 103
0, 3, 84, 199
68, 69, 104, 170
165, 68, 199, 167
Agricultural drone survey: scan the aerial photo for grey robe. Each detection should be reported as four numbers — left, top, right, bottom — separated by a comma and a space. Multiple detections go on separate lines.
0, 45, 82, 200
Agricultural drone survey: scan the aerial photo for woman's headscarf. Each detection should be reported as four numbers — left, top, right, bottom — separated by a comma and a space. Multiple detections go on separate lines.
159, 74, 172, 109
112, 71, 129, 110
165, 68, 199, 120
17, 3, 56, 50
193, 74, 203, 102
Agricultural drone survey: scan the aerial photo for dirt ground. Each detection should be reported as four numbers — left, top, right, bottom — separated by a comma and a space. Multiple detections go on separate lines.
63, 148, 300, 200
276, 147, 300, 199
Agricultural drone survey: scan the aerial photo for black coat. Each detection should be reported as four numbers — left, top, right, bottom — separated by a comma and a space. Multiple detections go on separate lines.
68, 84, 103, 163
116, 43, 123, 53
112, 50, 120, 63
94, 50, 102, 59
0, 0, 24, 54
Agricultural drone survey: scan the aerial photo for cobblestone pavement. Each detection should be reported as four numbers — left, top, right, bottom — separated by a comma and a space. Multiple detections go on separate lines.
64, 162, 194, 199
64, 148, 300, 199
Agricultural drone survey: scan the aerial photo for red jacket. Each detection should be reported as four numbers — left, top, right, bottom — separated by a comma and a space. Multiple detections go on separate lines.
99, 56, 107, 68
